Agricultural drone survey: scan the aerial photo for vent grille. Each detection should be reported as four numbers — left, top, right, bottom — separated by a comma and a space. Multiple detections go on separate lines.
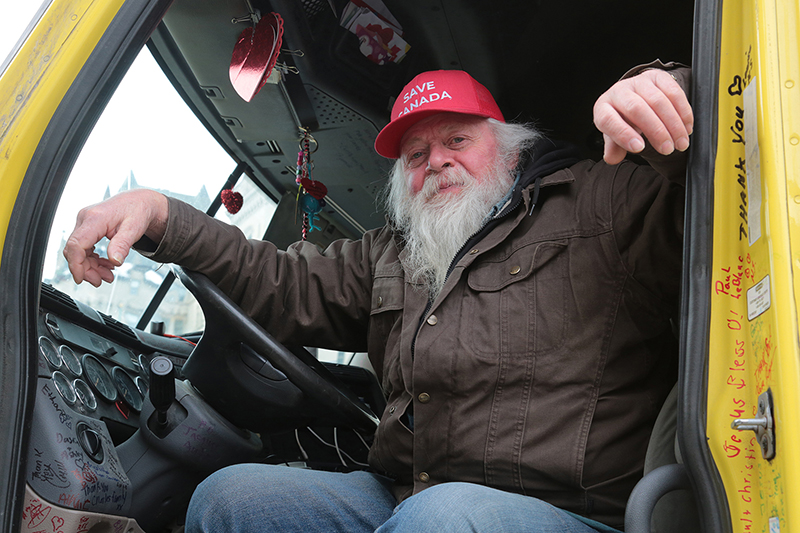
255, 140, 282, 154
301, 0, 328, 18
40, 283, 80, 315
98, 311, 138, 341
307, 86, 362, 126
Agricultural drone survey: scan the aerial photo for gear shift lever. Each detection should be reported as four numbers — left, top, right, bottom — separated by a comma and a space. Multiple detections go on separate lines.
149, 356, 175, 430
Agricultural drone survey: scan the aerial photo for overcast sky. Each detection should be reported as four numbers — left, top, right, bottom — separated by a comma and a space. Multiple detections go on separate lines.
2, 1, 238, 278
2, 1, 233, 194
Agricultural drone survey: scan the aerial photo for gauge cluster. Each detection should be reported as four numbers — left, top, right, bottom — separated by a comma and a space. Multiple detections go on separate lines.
38, 333, 150, 419
35, 306, 188, 433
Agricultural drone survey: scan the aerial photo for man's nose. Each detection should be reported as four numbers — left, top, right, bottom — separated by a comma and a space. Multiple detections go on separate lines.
426, 145, 454, 172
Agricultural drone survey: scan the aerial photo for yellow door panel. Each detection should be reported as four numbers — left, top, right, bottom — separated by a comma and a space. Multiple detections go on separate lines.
0, 0, 124, 264
707, 0, 800, 531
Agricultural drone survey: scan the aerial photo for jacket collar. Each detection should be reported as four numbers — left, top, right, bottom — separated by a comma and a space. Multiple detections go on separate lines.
494, 138, 581, 219
519, 138, 582, 188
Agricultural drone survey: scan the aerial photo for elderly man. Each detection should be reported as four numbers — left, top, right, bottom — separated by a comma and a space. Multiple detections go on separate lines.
64, 62, 692, 532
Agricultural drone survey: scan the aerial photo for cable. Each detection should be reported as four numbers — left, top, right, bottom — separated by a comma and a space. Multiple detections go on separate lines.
295, 429, 309, 461
354, 429, 371, 451
162, 333, 197, 346
333, 428, 346, 467
306, 428, 348, 467
303, 427, 370, 467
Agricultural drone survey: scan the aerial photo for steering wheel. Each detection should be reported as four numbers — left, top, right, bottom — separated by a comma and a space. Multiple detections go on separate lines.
172, 266, 380, 433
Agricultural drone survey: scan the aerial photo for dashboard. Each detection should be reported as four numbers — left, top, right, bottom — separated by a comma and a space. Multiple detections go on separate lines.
27, 283, 194, 516
26, 282, 384, 525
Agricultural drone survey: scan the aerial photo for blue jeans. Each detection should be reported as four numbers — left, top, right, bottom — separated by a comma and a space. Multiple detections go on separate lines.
186, 464, 611, 532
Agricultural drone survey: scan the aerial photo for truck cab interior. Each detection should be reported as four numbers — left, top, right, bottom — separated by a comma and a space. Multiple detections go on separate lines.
3, 0, 753, 531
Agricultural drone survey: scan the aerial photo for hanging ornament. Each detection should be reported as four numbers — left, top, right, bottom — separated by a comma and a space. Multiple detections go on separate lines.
221, 189, 244, 214
295, 129, 327, 240
229, 11, 285, 102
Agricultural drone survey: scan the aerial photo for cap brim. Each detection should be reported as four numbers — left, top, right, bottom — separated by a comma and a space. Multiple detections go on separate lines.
374, 109, 444, 159
374, 107, 499, 159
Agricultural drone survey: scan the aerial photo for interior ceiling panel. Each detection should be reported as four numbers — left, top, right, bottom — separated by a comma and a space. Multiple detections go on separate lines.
157, 0, 694, 234
162, 0, 299, 143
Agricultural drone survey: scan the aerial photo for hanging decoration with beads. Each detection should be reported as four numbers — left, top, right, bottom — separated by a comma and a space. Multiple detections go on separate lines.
295, 128, 327, 240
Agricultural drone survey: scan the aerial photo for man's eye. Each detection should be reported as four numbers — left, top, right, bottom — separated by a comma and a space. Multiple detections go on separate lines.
404, 151, 425, 169
451, 136, 465, 145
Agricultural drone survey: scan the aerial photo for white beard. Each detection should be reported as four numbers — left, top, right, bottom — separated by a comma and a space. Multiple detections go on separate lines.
391, 163, 515, 300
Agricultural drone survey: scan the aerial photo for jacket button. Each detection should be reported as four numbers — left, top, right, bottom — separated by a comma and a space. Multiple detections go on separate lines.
377, 296, 383, 308
509, 265, 521, 275
469, 248, 479, 255
389, 406, 396, 413
418, 472, 430, 483
426, 315, 438, 326
418, 392, 430, 403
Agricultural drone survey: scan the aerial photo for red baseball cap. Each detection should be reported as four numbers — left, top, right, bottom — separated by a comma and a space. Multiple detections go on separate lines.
374, 70, 505, 159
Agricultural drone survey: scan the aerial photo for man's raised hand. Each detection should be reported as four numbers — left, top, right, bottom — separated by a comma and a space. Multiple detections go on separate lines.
593, 69, 693, 165
62, 189, 169, 287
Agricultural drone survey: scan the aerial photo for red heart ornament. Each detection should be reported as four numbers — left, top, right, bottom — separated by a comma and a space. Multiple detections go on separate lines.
229, 12, 284, 102
221, 189, 244, 214
299, 177, 327, 200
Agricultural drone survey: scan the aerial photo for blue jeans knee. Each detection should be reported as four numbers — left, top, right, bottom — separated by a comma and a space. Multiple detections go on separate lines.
186, 464, 396, 533
377, 482, 604, 533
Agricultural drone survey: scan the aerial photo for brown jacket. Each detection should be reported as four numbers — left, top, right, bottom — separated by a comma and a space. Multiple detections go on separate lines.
147, 66, 688, 528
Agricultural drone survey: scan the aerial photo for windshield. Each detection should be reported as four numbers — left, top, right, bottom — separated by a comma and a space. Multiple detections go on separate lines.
42, 48, 276, 334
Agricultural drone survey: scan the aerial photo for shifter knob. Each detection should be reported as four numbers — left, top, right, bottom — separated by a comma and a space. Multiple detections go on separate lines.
149, 356, 175, 428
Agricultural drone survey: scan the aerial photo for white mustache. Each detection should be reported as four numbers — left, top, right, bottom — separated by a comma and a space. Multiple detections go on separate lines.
420, 168, 474, 200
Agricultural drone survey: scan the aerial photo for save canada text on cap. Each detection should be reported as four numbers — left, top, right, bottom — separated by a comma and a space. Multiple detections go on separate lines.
374, 70, 505, 159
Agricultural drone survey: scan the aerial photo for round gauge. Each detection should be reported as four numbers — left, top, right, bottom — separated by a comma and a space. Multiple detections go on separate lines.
82, 354, 117, 402
58, 345, 83, 377
138, 354, 150, 376
73, 379, 97, 411
129, 351, 141, 372
38, 336, 62, 370
52, 371, 76, 405
135, 376, 149, 397
112, 367, 143, 412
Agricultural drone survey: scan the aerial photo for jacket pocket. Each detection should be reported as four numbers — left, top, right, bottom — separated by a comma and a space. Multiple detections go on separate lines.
369, 274, 405, 389
465, 240, 568, 356
369, 393, 414, 480
370, 274, 405, 313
